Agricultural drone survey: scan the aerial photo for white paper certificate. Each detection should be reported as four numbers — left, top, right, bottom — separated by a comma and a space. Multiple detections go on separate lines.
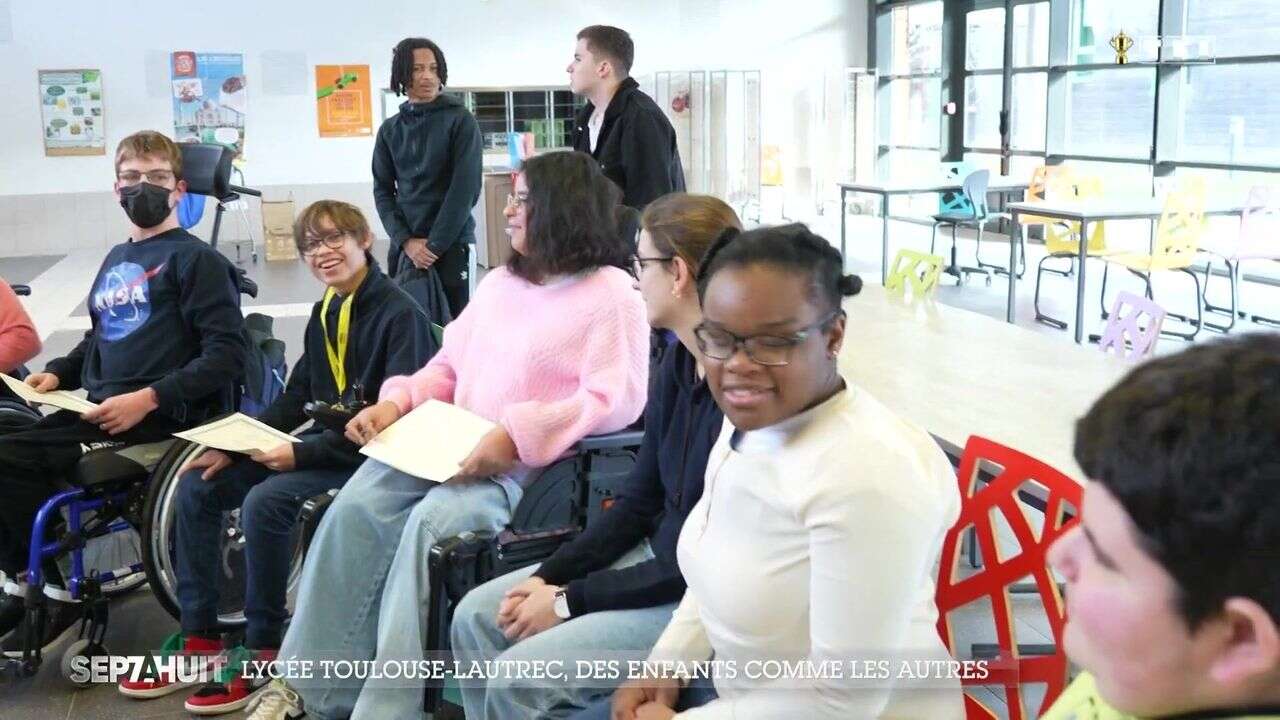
359, 399, 496, 482
0, 373, 99, 414
174, 413, 300, 454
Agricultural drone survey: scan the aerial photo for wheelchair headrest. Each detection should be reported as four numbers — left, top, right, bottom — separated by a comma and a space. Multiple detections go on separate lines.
179, 143, 234, 199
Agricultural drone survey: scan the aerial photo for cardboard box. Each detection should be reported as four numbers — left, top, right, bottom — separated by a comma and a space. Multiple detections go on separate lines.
262, 200, 298, 262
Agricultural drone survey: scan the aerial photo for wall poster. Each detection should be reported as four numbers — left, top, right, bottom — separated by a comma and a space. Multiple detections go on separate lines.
39, 69, 105, 156
315, 64, 372, 137
171, 51, 246, 157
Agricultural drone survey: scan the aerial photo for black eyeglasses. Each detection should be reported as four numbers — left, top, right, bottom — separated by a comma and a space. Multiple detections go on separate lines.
632, 255, 673, 276
297, 231, 349, 256
694, 310, 844, 366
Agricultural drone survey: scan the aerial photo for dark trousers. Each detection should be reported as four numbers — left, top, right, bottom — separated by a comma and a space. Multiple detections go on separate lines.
173, 458, 349, 648
437, 240, 471, 317
0, 410, 181, 580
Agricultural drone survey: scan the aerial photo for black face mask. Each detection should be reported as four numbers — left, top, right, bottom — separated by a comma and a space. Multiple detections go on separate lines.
119, 182, 174, 229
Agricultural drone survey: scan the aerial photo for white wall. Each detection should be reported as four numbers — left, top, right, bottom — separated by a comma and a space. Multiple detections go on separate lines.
0, 0, 868, 197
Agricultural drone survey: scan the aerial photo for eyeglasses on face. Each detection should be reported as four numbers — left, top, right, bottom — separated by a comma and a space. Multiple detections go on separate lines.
631, 255, 674, 276
297, 231, 350, 256
506, 193, 529, 210
693, 310, 844, 366
117, 170, 176, 186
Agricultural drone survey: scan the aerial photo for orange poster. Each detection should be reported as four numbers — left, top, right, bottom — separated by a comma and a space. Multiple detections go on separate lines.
315, 64, 372, 137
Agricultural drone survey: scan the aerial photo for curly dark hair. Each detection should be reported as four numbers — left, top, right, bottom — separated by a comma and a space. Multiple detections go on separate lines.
1074, 333, 1280, 630
506, 151, 629, 283
695, 223, 862, 314
390, 37, 448, 96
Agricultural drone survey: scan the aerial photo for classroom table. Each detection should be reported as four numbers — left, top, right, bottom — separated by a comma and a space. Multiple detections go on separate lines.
837, 176, 1030, 281
840, 283, 1130, 482
1004, 197, 1250, 344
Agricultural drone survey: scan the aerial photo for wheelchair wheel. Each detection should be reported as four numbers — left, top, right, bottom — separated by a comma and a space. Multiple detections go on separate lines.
57, 519, 148, 599
141, 441, 307, 630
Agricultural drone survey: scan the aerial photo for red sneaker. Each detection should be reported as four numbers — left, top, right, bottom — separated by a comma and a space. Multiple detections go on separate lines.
184, 647, 276, 715
118, 632, 223, 699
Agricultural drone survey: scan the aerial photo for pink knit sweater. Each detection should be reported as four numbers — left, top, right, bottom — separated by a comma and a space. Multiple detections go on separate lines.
380, 266, 649, 469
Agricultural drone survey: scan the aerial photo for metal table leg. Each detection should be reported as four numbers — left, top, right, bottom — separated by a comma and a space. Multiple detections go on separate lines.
1006, 210, 1020, 323
880, 193, 891, 282
1073, 222, 1090, 344
839, 186, 848, 266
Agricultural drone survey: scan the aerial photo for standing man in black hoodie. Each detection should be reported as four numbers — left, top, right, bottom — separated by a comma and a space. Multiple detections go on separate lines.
569, 25, 685, 211
0, 130, 247, 651
373, 37, 482, 318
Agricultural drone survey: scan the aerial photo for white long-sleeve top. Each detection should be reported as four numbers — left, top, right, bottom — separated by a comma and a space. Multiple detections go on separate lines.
650, 382, 965, 719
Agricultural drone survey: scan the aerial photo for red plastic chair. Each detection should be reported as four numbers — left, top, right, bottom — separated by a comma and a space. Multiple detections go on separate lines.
934, 436, 1083, 720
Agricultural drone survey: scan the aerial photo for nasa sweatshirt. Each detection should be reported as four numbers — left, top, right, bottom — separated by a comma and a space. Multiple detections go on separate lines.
45, 228, 247, 425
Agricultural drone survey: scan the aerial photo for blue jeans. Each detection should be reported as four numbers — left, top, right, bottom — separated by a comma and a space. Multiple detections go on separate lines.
569, 675, 719, 720
174, 458, 350, 648
277, 459, 520, 720
451, 542, 676, 720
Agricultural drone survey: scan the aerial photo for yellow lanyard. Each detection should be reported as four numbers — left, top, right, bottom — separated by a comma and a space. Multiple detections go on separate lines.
319, 288, 355, 394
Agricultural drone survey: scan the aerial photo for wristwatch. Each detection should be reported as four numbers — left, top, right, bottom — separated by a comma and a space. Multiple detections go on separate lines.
553, 588, 571, 620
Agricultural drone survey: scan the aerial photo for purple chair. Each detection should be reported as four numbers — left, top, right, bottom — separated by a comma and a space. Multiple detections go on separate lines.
1098, 291, 1166, 361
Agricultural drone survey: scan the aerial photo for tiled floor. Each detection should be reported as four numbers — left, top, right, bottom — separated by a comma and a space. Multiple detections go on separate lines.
2, 218, 1277, 718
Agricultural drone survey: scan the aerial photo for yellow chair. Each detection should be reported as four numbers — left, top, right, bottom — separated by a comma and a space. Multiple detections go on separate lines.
1099, 182, 1208, 340
885, 249, 944, 300
1033, 173, 1112, 330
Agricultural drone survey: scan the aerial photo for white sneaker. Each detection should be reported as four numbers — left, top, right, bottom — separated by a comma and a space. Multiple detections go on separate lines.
243, 679, 305, 719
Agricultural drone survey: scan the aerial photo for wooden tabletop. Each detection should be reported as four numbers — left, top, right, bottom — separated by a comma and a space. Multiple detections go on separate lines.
838, 283, 1132, 481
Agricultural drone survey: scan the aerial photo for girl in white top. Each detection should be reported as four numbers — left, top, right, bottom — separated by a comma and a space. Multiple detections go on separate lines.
612, 224, 964, 720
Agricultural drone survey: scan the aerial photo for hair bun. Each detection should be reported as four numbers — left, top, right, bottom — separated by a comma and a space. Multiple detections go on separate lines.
839, 273, 863, 297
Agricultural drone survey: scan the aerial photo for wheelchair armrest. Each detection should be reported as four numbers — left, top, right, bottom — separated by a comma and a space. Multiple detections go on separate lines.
11, 284, 31, 296
572, 429, 644, 453
235, 268, 259, 298
299, 489, 340, 554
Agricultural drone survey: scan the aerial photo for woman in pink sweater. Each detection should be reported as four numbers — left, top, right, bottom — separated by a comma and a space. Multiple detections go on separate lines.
247, 151, 650, 720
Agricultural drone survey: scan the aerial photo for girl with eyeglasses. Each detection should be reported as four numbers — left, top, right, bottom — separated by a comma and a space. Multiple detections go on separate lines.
451, 193, 738, 719
611, 224, 964, 719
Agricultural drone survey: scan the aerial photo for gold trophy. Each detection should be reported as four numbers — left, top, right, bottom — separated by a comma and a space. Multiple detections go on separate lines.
1110, 30, 1135, 64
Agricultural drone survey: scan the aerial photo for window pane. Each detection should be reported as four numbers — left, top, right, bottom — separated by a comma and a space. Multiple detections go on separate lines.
888, 78, 941, 147
966, 8, 1005, 71
890, 2, 943, 74
1013, 3, 1050, 67
964, 154, 1045, 182
1064, 159, 1152, 197
1178, 63, 1280, 166
1011, 73, 1047, 151
1063, 68, 1155, 158
1070, 0, 1159, 64
964, 75, 1002, 148
1186, 0, 1280, 58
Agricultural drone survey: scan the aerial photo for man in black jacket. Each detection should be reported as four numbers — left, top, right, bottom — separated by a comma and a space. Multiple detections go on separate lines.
568, 25, 685, 210
0, 131, 248, 651
373, 37, 482, 318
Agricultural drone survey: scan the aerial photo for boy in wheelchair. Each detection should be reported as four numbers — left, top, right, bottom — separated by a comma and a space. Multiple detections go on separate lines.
0, 131, 248, 656
1042, 334, 1280, 720
118, 200, 435, 714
